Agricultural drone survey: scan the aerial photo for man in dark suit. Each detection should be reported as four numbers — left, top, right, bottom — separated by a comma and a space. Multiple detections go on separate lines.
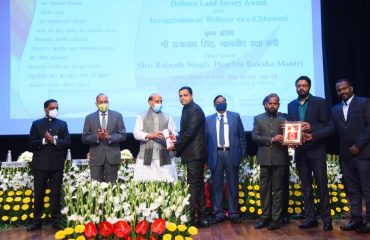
252, 93, 289, 230
205, 95, 246, 224
168, 86, 209, 228
331, 79, 370, 234
287, 76, 333, 231
27, 99, 71, 231
82, 93, 126, 183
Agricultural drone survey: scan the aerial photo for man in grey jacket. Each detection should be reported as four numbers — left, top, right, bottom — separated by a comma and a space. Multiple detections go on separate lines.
252, 93, 289, 230
82, 93, 126, 182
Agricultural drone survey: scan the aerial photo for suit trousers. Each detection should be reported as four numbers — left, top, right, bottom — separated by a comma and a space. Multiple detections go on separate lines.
90, 156, 119, 183
186, 158, 207, 222
211, 150, 239, 219
32, 169, 63, 224
260, 165, 287, 221
296, 154, 331, 223
340, 158, 370, 222
90, 159, 119, 183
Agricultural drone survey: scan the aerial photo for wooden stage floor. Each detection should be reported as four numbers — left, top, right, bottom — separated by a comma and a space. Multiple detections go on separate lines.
0, 219, 369, 240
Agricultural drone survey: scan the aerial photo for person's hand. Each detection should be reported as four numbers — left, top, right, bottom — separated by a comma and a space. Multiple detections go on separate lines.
101, 128, 110, 140
350, 145, 359, 155
303, 132, 313, 142
97, 129, 105, 140
169, 133, 176, 142
301, 122, 311, 132
147, 131, 163, 140
44, 131, 53, 143
272, 134, 284, 143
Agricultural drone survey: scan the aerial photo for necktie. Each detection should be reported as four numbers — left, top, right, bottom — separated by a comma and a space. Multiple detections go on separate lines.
219, 114, 225, 146
101, 113, 107, 129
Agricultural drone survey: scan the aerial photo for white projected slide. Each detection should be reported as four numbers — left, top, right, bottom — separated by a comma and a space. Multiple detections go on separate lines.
3, 0, 324, 134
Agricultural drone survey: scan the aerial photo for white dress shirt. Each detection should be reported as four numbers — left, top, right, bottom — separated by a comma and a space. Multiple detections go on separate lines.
342, 95, 354, 121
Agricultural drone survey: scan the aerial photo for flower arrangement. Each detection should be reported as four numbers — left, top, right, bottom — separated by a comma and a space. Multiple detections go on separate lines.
237, 154, 349, 219
55, 219, 198, 240
0, 150, 349, 234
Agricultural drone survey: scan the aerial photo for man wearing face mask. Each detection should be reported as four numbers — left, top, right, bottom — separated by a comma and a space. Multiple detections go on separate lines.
82, 93, 126, 183
133, 93, 178, 181
252, 93, 289, 230
27, 99, 71, 231
205, 95, 246, 225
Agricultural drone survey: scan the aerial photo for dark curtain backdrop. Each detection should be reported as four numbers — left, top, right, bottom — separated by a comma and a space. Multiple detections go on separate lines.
1, 0, 370, 161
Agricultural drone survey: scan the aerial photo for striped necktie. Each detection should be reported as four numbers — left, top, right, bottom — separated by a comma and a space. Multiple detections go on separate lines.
219, 114, 225, 146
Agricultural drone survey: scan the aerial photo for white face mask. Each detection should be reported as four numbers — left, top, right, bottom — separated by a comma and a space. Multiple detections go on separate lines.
48, 109, 58, 118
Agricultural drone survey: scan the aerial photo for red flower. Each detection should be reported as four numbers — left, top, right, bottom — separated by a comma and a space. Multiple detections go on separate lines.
99, 221, 114, 237
135, 219, 148, 235
113, 220, 132, 238
84, 222, 97, 238
151, 218, 166, 235
125, 236, 133, 240
137, 236, 145, 240
149, 235, 157, 240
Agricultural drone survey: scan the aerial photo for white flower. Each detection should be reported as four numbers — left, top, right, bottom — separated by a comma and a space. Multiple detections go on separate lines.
17, 151, 33, 162
61, 207, 69, 215
180, 214, 188, 223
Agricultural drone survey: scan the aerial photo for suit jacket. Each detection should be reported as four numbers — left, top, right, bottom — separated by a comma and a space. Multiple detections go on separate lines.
331, 96, 370, 161
252, 112, 289, 166
81, 110, 127, 166
287, 95, 332, 159
205, 111, 246, 171
175, 101, 207, 163
29, 118, 71, 171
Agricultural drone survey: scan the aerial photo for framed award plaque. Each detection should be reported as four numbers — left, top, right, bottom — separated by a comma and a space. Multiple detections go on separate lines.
282, 122, 302, 145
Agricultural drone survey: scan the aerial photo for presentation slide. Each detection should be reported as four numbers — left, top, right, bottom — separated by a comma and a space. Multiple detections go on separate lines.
1, 0, 324, 135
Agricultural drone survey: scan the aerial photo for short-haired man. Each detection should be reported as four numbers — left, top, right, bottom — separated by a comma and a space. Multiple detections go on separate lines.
82, 93, 126, 183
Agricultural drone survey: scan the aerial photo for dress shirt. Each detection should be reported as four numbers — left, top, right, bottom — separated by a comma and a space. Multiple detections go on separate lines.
342, 95, 354, 121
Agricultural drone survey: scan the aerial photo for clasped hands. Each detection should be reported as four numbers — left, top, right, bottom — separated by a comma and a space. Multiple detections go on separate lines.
44, 131, 55, 144
97, 128, 111, 141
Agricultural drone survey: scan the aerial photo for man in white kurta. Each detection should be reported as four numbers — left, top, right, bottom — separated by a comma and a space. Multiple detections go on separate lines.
133, 94, 178, 181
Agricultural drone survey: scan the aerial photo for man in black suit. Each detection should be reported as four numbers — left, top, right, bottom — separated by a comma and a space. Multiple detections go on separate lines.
287, 76, 333, 231
168, 86, 209, 228
331, 79, 370, 234
27, 99, 71, 231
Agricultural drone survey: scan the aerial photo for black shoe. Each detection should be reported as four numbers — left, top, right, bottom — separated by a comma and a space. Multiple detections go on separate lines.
268, 221, 280, 230
26, 223, 42, 231
323, 222, 333, 231
298, 220, 319, 229
230, 217, 242, 224
198, 219, 210, 228
340, 221, 364, 231
254, 219, 269, 229
356, 223, 370, 234
281, 217, 290, 224
208, 216, 224, 225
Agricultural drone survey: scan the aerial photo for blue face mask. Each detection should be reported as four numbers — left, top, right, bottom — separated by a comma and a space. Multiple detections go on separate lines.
215, 102, 227, 112
153, 103, 162, 113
